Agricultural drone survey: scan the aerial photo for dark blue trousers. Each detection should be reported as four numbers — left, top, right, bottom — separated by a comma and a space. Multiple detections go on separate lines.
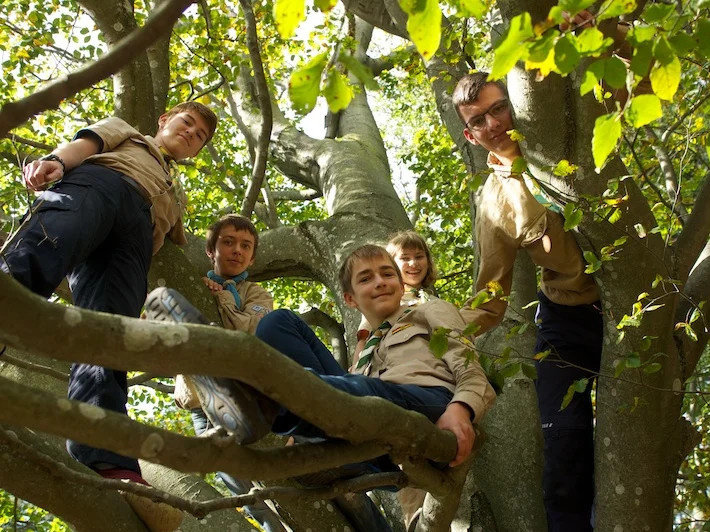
534, 292, 602, 532
1, 165, 154, 472
255, 309, 453, 438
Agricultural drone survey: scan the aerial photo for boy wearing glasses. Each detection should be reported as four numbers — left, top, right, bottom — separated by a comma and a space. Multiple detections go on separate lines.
453, 73, 602, 532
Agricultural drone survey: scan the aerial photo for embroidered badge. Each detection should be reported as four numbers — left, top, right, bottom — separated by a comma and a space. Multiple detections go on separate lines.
390, 323, 414, 335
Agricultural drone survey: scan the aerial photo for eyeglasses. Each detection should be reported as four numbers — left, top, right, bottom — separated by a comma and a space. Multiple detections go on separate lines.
465, 99, 510, 131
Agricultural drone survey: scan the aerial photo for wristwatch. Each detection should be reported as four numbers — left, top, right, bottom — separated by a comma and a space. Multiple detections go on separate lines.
40, 153, 66, 173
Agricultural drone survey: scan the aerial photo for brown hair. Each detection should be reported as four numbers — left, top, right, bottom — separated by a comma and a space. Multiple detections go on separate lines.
163, 101, 218, 144
206, 214, 259, 259
386, 230, 437, 288
339, 244, 403, 294
452, 72, 507, 126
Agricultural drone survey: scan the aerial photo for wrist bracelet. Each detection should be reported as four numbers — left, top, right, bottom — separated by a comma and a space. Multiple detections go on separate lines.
40, 154, 66, 173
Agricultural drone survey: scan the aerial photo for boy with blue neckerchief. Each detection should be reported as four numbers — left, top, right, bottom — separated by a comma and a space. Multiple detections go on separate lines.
170, 213, 281, 532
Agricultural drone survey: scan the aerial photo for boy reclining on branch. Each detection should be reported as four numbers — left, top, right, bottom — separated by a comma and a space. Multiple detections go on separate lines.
145, 244, 496, 484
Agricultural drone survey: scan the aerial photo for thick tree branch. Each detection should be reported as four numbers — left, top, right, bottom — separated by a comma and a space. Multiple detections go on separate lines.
674, 172, 710, 280
679, 240, 710, 370
644, 126, 688, 220
0, 0, 194, 138
271, 188, 322, 201
0, 276, 459, 466
238, 0, 273, 218
342, 0, 407, 38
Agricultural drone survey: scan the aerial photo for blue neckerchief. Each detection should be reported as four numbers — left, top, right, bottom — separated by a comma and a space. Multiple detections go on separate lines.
207, 270, 248, 308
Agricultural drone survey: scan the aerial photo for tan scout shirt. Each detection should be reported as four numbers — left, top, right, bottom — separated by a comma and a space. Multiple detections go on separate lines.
460, 154, 599, 335
357, 286, 434, 339
367, 299, 496, 421
174, 279, 274, 409
76, 117, 188, 254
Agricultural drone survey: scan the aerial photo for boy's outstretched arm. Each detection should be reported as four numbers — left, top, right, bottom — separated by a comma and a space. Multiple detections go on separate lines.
23, 137, 101, 191
436, 401, 475, 467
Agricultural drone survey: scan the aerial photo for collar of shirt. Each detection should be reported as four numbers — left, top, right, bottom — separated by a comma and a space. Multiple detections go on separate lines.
486, 152, 561, 213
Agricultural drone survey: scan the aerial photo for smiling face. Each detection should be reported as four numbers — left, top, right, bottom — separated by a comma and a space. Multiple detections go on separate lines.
459, 83, 521, 165
344, 255, 404, 326
208, 226, 256, 278
154, 109, 211, 160
392, 246, 428, 290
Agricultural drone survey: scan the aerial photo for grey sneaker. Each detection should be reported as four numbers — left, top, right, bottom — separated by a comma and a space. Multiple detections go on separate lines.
144, 287, 276, 444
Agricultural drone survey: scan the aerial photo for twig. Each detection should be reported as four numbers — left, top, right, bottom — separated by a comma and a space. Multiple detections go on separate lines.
0, 0, 195, 138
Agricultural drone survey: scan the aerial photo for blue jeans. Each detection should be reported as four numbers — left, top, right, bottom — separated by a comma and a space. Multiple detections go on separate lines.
1, 165, 154, 472
534, 292, 602, 532
255, 309, 453, 439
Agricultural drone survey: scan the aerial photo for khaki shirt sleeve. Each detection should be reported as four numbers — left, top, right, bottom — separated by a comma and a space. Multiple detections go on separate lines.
422, 302, 496, 422
216, 282, 273, 334
78, 117, 139, 152
460, 218, 518, 336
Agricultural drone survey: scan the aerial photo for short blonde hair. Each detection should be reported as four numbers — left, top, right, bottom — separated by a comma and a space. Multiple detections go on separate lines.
339, 244, 402, 294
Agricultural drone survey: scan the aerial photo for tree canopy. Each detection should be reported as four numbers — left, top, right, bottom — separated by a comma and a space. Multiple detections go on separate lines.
1, 0, 709, 530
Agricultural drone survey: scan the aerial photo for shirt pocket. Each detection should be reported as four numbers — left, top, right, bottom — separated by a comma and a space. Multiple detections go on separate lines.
377, 323, 431, 368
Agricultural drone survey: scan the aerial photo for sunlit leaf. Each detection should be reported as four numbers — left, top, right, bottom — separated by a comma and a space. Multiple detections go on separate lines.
580, 59, 605, 95
339, 53, 378, 90
650, 56, 681, 100
576, 27, 613, 57
406, 0, 442, 61
274, 0, 306, 39
626, 94, 662, 128
652, 37, 675, 66
642, 2, 674, 23
314, 0, 337, 11
592, 112, 621, 171
597, 0, 637, 22
553, 159, 577, 177
288, 52, 328, 114
489, 12, 534, 80
563, 202, 583, 231
429, 327, 450, 358
323, 69, 353, 113
451, 0, 488, 19
554, 33, 580, 75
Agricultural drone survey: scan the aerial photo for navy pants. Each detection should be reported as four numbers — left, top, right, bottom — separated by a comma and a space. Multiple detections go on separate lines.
1, 165, 154, 472
255, 309, 453, 438
534, 292, 602, 532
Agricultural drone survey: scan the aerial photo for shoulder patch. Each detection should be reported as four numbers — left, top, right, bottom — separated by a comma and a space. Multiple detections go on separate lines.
390, 323, 414, 335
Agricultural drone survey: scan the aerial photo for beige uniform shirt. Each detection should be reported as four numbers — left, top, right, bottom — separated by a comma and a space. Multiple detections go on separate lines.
76, 117, 188, 254
357, 287, 434, 339
460, 154, 599, 335
365, 299, 496, 422
174, 279, 274, 409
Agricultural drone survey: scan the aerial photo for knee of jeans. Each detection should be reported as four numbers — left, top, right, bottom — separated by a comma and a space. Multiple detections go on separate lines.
256, 308, 294, 334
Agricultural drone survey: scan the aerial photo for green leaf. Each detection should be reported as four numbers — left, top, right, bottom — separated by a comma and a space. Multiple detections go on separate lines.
651, 274, 663, 288
583, 250, 602, 273
639, 336, 652, 351
522, 363, 538, 380
574, 377, 589, 392
452, 0, 488, 19
597, 0, 637, 22
613, 236, 628, 246
650, 56, 681, 100
626, 94, 663, 128
429, 328, 450, 358
323, 69, 354, 113
406, 0, 442, 61
273, 0, 306, 39
642, 362, 662, 374
554, 34, 581, 75
534, 350, 551, 361
631, 41, 654, 77
339, 53, 378, 90
642, 2, 675, 23
288, 53, 328, 114
626, 352, 641, 368
697, 19, 710, 58
314, 0, 337, 10
511, 156, 528, 173
592, 112, 621, 171
581, 60, 605, 96
560, 378, 589, 410
489, 12, 534, 80
563, 202, 583, 231
653, 37, 675, 66
603, 56, 627, 89
553, 159, 578, 177
559, 0, 596, 14
614, 358, 627, 377
400, 0, 427, 14
689, 307, 700, 324
576, 27, 613, 57
468, 290, 492, 309
462, 322, 481, 336
527, 30, 558, 63
684, 323, 698, 342
500, 362, 522, 379
668, 32, 696, 56
628, 25, 657, 45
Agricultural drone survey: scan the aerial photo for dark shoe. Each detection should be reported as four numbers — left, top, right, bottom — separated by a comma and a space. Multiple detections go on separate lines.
144, 287, 275, 444
190, 375, 276, 444
97, 468, 183, 532
144, 287, 210, 325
